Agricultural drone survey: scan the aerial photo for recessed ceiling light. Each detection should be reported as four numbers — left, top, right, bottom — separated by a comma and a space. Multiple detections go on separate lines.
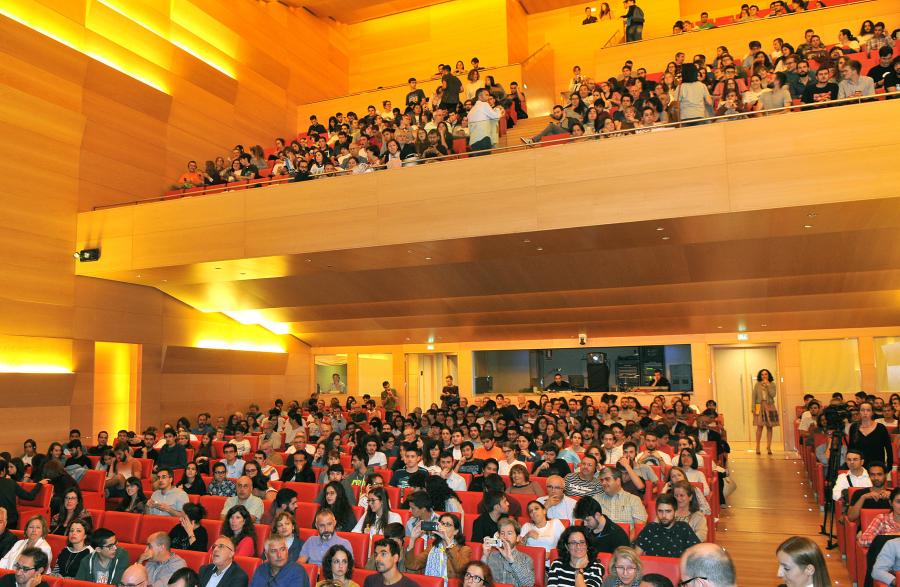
656, 227, 665, 231
807, 212, 817, 218
162, 279, 167, 282
717, 326, 723, 329
761, 323, 768, 327
536, 247, 543, 251
407, 250, 414, 254
661, 236, 671, 240
326, 265, 333, 268
802, 224, 813, 229
305, 258, 312, 262
523, 239, 531, 243
136, 274, 141, 278
425, 257, 432, 260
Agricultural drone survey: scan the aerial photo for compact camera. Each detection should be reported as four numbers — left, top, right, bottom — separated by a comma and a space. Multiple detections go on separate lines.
484, 537, 504, 549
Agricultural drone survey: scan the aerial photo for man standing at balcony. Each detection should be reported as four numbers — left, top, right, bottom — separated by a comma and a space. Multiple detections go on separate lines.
468, 88, 500, 153
439, 65, 462, 113
622, 0, 644, 42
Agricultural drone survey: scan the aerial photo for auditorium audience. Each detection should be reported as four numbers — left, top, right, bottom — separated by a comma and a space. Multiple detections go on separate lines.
633, 495, 700, 557
547, 526, 606, 587
0, 515, 51, 570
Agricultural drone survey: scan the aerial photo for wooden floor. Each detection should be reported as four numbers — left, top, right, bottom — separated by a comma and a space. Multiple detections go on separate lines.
717, 441, 851, 586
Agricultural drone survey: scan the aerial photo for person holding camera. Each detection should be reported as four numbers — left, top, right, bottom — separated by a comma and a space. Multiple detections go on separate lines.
482, 518, 535, 587
404, 514, 471, 583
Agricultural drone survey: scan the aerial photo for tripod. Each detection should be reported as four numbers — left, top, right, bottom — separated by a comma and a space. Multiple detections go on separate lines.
819, 430, 844, 549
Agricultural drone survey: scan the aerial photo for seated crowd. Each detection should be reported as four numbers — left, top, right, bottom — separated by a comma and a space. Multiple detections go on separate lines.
0, 390, 790, 587
526, 17, 898, 142
172, 13, 898, 194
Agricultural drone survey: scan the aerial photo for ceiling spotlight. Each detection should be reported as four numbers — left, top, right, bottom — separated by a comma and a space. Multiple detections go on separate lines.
536, 247, 544, 251
717, 326, 723, 329
655, 226, 665, 231
661, 236, 671, 240
523, 239, 531, 243
425, 257, 432, 260
802, 224, 813, 229
761, 323, 768, 327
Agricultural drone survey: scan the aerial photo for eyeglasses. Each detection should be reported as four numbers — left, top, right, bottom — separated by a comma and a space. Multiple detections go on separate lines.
464, 573, 485, 583
567, 540, 587, 547
212, 543, 234, 552
13, 564, 36, 572
615, 566, 637, 573
678, 578, 708, 586
100, 542, 118, 550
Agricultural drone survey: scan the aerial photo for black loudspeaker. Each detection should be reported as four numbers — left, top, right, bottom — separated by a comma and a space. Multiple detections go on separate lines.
587, 363, 610, 392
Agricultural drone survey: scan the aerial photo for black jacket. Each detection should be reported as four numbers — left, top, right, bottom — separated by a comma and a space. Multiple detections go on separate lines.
0, 478, 43, 528
199, 562, 249, 587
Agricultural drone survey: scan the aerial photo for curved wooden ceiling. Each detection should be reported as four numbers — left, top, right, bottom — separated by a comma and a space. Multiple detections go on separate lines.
145, 197, 900, 346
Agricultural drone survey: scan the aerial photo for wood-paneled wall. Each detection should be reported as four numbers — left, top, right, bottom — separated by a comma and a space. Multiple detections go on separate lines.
0, 2, 316, 453
342, 0, 513, 93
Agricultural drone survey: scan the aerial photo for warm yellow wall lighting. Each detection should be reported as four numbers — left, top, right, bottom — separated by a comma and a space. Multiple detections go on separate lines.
94, 342, 139, 435
0, 1, 169, 93
0, 335, 73, 374
96, 0, 236, 79
197, 340, 286, 353
222, 310, 291, 335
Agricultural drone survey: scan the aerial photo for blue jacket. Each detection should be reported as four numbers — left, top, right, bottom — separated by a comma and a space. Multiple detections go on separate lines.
249, 561, 309, 587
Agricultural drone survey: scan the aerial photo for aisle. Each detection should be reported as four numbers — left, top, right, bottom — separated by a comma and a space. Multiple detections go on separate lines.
716, 441, 851, 586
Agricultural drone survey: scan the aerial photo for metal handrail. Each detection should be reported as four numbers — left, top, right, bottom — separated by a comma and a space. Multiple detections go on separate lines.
92, 92, 895, 211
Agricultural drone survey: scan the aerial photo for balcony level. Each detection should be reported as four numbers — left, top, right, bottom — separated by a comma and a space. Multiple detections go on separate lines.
75, 99, 900, 346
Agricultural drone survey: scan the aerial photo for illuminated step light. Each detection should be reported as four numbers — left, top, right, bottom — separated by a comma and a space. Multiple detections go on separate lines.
196, 340, 285, 353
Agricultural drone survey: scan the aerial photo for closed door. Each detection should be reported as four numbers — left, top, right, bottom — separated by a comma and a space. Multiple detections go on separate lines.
713, 346, 780, 443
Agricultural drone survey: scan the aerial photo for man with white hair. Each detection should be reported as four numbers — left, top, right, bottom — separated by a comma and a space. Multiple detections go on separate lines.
680, 543, 737, 587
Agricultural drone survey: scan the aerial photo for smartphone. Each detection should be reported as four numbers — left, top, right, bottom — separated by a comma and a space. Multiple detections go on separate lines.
484, 537, 504, 548
421, 521, 438, 532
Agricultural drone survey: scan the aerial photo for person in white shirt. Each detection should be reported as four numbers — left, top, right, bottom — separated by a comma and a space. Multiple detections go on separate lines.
537, 475, 577, 522
436, 453, 467, 492
284, 432, 314, 457
499, 442, 526, 476
636, 429, 673, 467
799, 401, 821, 438
520, 500, 566, 556
601, 431, 623, 465
364, 437, 387, 467
467, 87, 500, 152
832, 449, 871, 501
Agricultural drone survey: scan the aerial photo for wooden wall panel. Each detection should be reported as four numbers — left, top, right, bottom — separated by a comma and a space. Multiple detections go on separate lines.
344, 0, 511, 92
507, 0, 530, 64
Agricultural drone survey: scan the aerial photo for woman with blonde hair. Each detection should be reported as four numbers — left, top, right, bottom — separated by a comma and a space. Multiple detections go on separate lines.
775, 536, 831, 587
601, 546, 642, 587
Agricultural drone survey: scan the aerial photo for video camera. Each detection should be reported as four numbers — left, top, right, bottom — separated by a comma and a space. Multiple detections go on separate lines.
823, 403, 851, 431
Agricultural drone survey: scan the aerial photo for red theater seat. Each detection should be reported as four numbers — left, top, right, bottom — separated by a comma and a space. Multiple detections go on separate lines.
282, 482, 319, 503
201, 519, 223, 545
200, 496, 228, 520
79, 470, 106, 495
337, 531, 370, 568
101, 512, 141, 544
17, 483, 52, 509
173, 548, 208, 572
234, 555, 261, 579
302, 564, 319, 585
137, 515, 178, 543
640, 556, 681, 584
295, 501, 319, 529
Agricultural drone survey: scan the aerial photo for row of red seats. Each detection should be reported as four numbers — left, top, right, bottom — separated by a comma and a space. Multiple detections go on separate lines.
705, 0, 860, 27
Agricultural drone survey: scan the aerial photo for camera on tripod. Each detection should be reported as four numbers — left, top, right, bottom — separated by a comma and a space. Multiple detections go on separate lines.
823, 403, 850, 431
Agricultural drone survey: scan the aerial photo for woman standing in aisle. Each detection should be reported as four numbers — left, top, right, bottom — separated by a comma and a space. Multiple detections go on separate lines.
752, 368, 778, 455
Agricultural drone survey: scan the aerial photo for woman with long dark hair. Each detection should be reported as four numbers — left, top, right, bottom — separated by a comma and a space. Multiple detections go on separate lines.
116, 477, 147, 513
317, 481, 357, 532
222, 505, 256, 557
849, 401, 893, 471
319, 544, 359, 587
178, 462, 206, 496
351, 486, 400, 535
49, 487, 92, 535
53, 519, 92, 577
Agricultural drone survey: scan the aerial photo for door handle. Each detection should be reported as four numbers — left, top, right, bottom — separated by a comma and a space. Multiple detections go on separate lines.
739, 375, 748, 427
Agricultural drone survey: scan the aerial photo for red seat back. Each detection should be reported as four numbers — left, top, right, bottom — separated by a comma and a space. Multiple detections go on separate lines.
200, 496, 228, 520
457, 492, 482, 514
201, 519, 223, 545
17, 483, 52, 509
82, 492, 105, 510
46, 534, 68, 566
518, 545, 547, 587
640, 556, 681, 584
137, 515, 178, 543
173, 548, 208, 572
233, 555, 261, 578
282, 482, 319, 503
254, 525, 271, 557
337, 531, 370, 568
302, 564, 318, 585
295, 501, 319, 529
102, 511, 140, 543
119, 542, 145, 563
79, 470, 106, 495
352, 568, 378, 584
410, 575, 444, 587
136, 458, 154, 479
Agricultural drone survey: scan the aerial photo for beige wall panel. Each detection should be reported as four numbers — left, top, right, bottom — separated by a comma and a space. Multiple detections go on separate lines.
0, 374, 75, 407
1, 266, 75, 308
0, 299, 74, 339
247, 175, 376, 220
0, 53, 85, 116
76, 206, 135, 243
507, 0, 529, 64
75, 277, 165, 317
0, 407, 71, 454
132, 223, 246, 267
1, 190, 77, 239
244, 206, 380, 258
133, 192, 246, 235
74, 306, 163, 345
162, 346, 288, 375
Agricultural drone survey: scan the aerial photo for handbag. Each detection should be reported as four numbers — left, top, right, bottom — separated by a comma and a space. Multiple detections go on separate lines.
723, 475, 737, 497
764, 404, 780, 426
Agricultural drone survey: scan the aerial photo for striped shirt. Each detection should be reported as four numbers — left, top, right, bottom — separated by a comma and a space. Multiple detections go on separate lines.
563, 473, 603, 497
547, 560, 605, 587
